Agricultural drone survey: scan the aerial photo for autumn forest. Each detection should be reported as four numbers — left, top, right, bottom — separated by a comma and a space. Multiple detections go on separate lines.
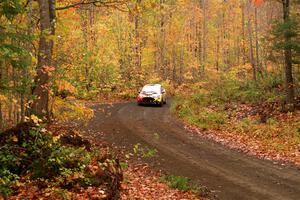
1, 0, 300, 199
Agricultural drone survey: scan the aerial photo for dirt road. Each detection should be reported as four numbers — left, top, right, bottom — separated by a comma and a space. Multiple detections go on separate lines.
86, 102, 300, 200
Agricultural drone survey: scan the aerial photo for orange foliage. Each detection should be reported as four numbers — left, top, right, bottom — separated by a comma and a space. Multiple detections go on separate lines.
253, 0, 264, 7
55, 80, 76, 94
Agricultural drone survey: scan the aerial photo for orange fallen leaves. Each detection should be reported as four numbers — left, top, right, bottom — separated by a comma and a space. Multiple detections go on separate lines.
121, 163, 203, 200
183, 103, 300, 168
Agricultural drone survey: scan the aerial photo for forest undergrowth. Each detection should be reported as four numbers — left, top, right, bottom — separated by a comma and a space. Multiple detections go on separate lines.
172, 69, 300, 167
0, 120, 123, 199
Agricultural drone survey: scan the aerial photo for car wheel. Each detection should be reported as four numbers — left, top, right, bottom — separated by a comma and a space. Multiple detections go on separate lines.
159, 101, 163, 107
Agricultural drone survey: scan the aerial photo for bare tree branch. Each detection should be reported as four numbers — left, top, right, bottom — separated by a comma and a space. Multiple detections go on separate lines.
56, 0, 127, 11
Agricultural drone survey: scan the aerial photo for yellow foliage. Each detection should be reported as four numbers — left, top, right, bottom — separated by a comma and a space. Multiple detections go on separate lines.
0, 94, 7, 102
52, 98, 94, 123
183, 72, 193, 81
29, 114, 43, 125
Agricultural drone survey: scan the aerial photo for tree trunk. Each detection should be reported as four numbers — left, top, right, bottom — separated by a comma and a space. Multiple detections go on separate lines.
216, 15, 221, 71
7, 64, 12, 123
241, 0, 246, 65
31, 0, 56, 118
134, 0, 142, 69
172, 46, 177, 84
0, 62, 3, 130
81, 8, 90, 92
0, 102, 2, 130
247, 3, 257, 81
282, 0, 294, 107
179, 46, 184, 84
201, 0, 207, 72
159, 1, 167, 79
254, 7, 261, 76
221, 6, 227, 69
21, 0, 34, 122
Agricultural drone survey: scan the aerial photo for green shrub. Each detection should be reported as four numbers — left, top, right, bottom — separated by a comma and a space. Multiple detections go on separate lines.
0, 169, 19, 196
172, 96, 227, 130
192, 92, 210, 106
0, 124, 121, 197
210, 78, 241, 103
203, 72, 284, 104
0, 127, 91, 195
188, 110, 227, 130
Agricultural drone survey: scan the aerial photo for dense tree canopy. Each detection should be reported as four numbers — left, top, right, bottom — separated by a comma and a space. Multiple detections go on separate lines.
0, 0, 299, 129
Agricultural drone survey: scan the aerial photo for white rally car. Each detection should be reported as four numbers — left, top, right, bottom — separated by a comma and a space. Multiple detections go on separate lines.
137, 84, 167, 106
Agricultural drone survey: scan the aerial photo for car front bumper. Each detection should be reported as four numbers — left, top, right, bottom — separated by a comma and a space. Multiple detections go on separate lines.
137, 97, 162, 104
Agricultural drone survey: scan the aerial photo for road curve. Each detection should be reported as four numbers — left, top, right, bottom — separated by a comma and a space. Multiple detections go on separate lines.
86, 102, 300, 200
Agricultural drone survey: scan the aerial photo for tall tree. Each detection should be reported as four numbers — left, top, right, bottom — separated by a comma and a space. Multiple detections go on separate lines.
254, 6, 261, 75
31, 0, 56, 118
282, 0, 295, 108
247, 2, 257, 81
241, 0, 246, 65
200, 0, 207, 72
254, 0, 296, 108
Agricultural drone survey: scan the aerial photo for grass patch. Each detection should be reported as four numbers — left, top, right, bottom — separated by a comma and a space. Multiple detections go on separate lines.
133, 143, 158, 158
160, 175, 209, 196
161, 175, 190, 191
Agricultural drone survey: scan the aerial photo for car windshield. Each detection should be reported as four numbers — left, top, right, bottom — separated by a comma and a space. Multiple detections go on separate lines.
141, 85, 160, 93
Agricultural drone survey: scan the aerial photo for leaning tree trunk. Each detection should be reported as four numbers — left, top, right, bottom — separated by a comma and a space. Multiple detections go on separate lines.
31, 0, 55, 118
282, 0, 294, 109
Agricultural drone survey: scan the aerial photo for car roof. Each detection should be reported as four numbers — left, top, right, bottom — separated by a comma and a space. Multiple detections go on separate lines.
144, 84, 161, 87
141, 84, 162, 92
